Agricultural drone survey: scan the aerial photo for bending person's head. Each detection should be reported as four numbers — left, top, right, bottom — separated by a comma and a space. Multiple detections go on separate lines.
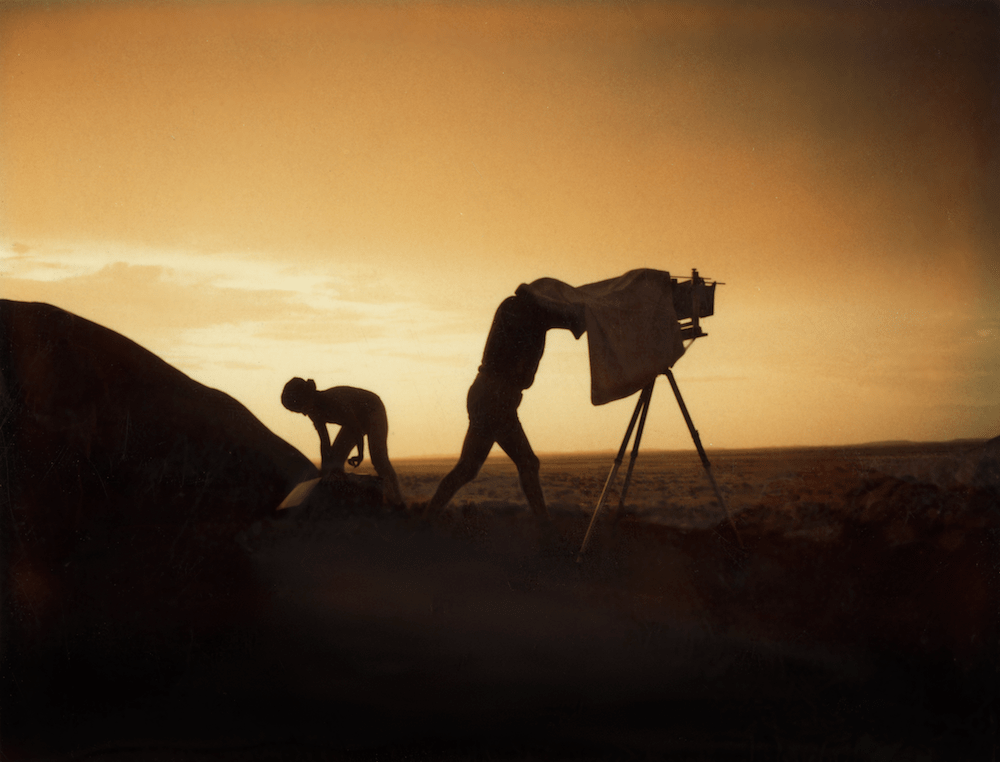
281, 377, 317, 414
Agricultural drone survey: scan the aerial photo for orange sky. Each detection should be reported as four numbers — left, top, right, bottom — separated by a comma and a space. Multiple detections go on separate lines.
2, 0, 998, 460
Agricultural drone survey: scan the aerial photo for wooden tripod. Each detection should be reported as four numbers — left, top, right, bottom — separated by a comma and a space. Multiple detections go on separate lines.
576, 368, 741, 562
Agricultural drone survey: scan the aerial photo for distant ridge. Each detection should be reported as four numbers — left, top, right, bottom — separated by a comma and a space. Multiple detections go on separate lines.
856, 439, 915, 447
856, 437, 989, 448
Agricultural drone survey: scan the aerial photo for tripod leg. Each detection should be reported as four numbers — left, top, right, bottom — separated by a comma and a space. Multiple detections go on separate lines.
576, 384, 652, 562
664, 370, 742, 547
614, 382, 654, 520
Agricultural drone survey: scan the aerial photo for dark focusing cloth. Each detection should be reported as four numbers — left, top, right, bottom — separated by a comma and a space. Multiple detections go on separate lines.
519, 269, 687, 405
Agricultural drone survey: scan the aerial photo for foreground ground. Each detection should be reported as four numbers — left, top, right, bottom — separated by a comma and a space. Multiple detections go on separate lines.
4, 440, 999, 761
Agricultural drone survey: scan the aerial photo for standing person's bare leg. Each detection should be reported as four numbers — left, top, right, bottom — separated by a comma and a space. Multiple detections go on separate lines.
425, 429, 494, 516
496, 422, 547, 519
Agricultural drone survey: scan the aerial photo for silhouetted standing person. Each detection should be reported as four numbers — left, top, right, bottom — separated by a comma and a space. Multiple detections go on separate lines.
424, 286, 584, 518
281, 378, 404, 506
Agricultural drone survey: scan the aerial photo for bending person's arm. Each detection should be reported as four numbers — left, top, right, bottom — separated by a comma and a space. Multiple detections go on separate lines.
335, 407, 367, 467
348, 436, 365, 468
310, 416, 333, 471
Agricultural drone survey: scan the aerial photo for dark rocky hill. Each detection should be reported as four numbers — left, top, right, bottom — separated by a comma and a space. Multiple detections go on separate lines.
0, 299, 314, 530
0, 299, 316, 746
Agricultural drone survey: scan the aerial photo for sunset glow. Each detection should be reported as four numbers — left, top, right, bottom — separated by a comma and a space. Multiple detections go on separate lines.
2, 0, 997, 460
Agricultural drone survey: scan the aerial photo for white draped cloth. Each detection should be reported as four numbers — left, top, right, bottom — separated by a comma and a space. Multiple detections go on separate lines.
519, 268, 686, 406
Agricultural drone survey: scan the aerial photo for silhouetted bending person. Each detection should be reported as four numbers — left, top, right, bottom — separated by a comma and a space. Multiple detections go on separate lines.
425, 287, 584, 518
281, 378, 404, 506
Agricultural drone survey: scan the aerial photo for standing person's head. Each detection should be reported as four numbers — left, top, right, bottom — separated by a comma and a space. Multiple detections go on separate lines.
281, 377, 317, 414
518, 292, 586, 338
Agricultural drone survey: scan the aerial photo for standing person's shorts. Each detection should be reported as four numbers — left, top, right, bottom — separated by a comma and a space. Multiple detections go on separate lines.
466, 371, 524, 440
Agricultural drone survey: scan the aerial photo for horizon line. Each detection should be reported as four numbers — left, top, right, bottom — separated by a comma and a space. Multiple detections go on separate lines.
330, 436, 992, 467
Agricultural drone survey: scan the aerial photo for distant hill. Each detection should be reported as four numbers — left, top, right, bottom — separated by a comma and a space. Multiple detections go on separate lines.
855, 438, 990, 449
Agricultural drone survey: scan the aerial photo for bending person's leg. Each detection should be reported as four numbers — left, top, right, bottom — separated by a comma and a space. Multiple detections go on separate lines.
496, 418, 547, 519
367, 411, 404, 506
425, 428, 493, 516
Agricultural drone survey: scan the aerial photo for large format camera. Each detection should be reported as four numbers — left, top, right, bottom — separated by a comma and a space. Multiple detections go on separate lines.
672, 269, 717, 341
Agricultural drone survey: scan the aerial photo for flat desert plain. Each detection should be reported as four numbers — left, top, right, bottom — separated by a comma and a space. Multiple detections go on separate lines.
373, 439, 997, 530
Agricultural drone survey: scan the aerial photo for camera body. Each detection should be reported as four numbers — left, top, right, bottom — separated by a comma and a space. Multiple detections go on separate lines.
671, 269, 716, 340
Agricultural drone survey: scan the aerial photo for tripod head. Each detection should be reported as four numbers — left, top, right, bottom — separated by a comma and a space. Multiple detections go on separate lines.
672, 268, 718, 341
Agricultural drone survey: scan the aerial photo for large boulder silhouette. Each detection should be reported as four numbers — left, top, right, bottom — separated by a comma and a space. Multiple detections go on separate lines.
0, 300, 316, 700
